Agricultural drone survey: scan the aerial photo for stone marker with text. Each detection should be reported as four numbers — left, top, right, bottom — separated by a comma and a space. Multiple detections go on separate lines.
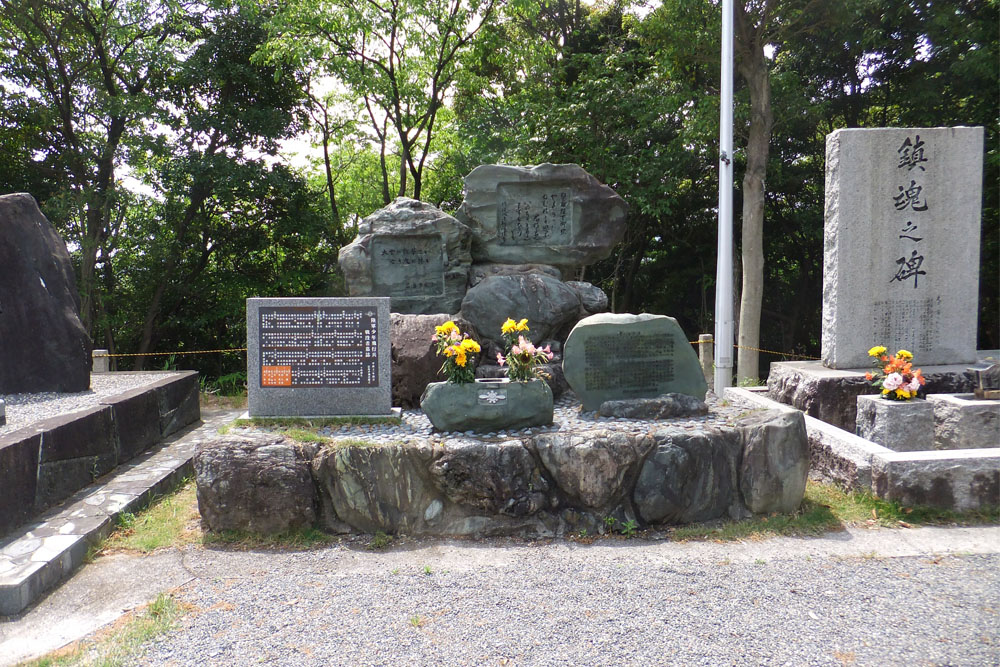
562, 313, 707, 411
247, 297, 392, 416
822, 127, 983, 369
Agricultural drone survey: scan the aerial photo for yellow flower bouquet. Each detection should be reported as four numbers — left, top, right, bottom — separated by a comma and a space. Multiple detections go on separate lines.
432, 320, 480, 384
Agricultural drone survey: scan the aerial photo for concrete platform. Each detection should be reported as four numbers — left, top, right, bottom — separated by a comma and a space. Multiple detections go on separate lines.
0, 409, 239, 617
726, 387, 1000, 512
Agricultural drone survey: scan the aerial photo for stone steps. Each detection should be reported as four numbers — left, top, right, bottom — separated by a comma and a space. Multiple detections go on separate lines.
0, 410, 239, 617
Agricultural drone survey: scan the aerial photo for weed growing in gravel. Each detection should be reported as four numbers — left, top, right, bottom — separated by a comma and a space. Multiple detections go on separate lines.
23, 592, 185, 666
283, 428, 328, 444
203, 526, 334, 550
423, 565, 433, 575
621, 519, 639, 538
369, 531, 392, 550
409, 615, 425, 628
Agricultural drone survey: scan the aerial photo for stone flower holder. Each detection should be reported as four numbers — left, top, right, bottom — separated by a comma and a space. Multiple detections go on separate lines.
419, 378, 553, 433
856, 394, 934, 452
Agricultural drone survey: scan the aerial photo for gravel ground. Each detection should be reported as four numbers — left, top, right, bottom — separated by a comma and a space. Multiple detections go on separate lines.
132, 538, 999, 667
250, 391, 750, 445
0, 373, 179, 435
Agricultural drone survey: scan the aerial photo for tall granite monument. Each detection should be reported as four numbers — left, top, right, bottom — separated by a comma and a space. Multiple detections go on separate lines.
822, 127, 984, 369
0, 193, 91, 393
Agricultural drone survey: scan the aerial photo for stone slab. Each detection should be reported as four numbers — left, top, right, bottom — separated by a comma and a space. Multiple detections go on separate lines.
0, 430, 40, 536
338, 198, 472, 314
148, 371, 201, 438
856, 395, 935, 452
726, 386, 1000, 511
247, 297, 392, 416
822, 127, 984, 368
563, 313, 707, 411
457, 164, 627, 270
767, 359, 979, 432
34, 406, 114, 464
99, 387, 161, 462
420, 380, 553, 433
927, 394, 1000, 450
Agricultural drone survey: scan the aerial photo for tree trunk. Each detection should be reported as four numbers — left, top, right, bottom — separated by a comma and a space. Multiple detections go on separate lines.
735, 3, 773, 384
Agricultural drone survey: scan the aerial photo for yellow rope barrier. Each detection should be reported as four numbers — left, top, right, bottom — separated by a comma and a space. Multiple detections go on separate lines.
93, 348, 247, 358
733, 344, 821, 361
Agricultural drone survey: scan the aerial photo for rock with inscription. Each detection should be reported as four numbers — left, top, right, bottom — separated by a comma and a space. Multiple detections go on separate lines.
457, 163, 627, 271
598, 393, 708, 419
338, 197, 473, 314
563, 313, 707, 412
822, 127, 983, 368
0, 193, 90, 393
468, 262, 562, 287
633, 427, 745, 524
429, 438, 549, 516
194, 433, 317, 534
420, 379, 554, 433
390, 313, 479, 408
566, 281, 609, 314
460, 273, 582, 345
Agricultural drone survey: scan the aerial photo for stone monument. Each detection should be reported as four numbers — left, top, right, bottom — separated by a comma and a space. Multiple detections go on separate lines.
0, 193, 91, 393
338, 198, 472, 315
562, 313, 707, 411
246, 297, 392, 416
822, 127, 983, 368
456, 163, 627, 271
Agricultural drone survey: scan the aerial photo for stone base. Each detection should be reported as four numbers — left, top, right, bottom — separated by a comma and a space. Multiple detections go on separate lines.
238, 408, 403, 421
766, 358, 990, 432
728, 387, 1000, 511
196, 407, 810, 537
856, 395, 934, 452
927, 394, 1000, 450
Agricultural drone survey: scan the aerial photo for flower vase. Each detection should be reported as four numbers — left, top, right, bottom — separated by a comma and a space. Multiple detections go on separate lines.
419, 378, 554, 434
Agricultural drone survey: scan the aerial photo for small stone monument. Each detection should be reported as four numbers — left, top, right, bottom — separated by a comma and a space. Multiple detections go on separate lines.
562, 313, 707, 411
457, 163, 627, 271
246, 297, 393, 416
338, 198, 472, 315
822, 127, 984, 368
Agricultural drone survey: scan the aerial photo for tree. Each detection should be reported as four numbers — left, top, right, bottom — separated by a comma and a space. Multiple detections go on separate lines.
0, 0, 186, 335
262, 0, 500, 202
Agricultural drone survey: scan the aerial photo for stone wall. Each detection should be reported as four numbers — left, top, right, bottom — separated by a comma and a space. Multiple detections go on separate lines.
195, 408, 809, 537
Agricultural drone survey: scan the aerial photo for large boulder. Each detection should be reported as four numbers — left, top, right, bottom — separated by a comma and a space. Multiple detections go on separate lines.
429, 438, 549, 516
456, 163, 627, 271
338, 198, 472, 314
460, 273, 582, 345
563, 313, 707, 411
633, 427, 745, 524
736, 409, 809, 514
391, 313, 478, 408
530, 429, 655, 509
194, 433, 317, 534
565, 281, 609, 314
468, 262, 562, 287
0, 193, 90, 393
598, 393, 708, 419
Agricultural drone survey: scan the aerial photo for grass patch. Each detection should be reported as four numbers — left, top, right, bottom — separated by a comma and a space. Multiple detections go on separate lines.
95, 480, 201, 556
21, 592, 185, 666
202, 526, 335, 550
284, 428, 328, 444
232, 415, 401, 428
199, 392, 247, 411
667, 480, 998, 542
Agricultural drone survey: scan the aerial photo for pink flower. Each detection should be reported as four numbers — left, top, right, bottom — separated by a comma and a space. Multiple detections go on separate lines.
496, 352, 505, 366
511, 345, 521, 355
543, 345, 554, 360
907, 377, 921, 392
883, 372, 903, 390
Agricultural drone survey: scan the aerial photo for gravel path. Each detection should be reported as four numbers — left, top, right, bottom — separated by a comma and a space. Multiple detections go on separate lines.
132, 534, 999, 666
0, 373, 179, 435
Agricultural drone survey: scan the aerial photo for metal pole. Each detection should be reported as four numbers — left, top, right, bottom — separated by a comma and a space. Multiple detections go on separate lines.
714, 0, 735, 393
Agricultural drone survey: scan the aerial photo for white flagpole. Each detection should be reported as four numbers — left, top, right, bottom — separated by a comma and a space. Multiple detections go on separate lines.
715, 0, 735, 392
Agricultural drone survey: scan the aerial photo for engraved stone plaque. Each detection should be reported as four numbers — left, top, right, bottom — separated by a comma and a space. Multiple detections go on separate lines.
371, 235, 445, 297
248, 297, 391, 416
497, 184, 574, 246
563, 313, 706, 411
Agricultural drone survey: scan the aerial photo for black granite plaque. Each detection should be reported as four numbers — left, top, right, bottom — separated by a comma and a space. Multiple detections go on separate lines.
259, 306, 379, 388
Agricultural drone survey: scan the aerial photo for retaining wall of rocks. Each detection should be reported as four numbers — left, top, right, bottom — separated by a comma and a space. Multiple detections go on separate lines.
0, 371, 201, 536
195, 407, 810, 537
